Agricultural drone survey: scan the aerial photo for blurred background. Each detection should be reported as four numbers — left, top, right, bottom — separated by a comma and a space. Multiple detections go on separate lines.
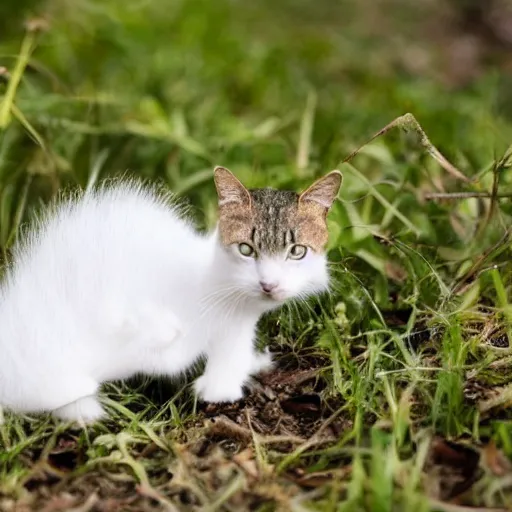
1, 0, 512, 306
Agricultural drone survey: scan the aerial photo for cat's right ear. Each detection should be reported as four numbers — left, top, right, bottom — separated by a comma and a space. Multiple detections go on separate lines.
213, 167, 251, 208
299, 170, 342, 210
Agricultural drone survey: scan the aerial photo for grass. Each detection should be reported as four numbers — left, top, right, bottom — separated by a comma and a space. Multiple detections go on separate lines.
2, 0, 512, 510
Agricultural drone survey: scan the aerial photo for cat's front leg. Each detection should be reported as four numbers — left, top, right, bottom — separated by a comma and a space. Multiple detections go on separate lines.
249, 346, 274, 374
194, 322, 268, 403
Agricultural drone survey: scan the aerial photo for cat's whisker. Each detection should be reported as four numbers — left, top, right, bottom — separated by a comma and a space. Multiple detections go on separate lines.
201, 284, 240, 298
199, 285, 242, 306
199, 296, 232, 318
213, 289, 246, 333
293, 291, 317, 319
281, 296, 307, 328
200, 287, 249, 324
200, 293, 248, 323
199, 288, 242, 319
221, 292, 240, 328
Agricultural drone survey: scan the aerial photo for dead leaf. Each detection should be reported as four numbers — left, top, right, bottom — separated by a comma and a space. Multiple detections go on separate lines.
261, 368, 319, 388
287, 467, 352, 489
429, 437, 479, 469
280, 394, 321, 415
206, 415, 253, 443
233, 448, 259, 480
478, 383, 512, 413
39, 494, 76, 512
23, 464, 63, 491
384, 261, 408, 283
48, 436, 79, 471
481, 440, 512, 476
424, 437, 481, 501
66, 493, 99, 512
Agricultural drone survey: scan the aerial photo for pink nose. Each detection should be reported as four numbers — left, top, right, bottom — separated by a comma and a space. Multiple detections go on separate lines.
260, 281, 277, 294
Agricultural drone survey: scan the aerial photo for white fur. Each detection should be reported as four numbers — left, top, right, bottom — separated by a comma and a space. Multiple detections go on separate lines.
0, 181, 329, 424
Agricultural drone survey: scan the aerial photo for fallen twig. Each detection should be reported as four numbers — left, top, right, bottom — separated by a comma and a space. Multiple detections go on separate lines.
206, 415, 305, 445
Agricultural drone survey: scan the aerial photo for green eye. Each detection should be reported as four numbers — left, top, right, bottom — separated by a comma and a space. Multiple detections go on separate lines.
288, 244, 308, 260
238, 243, 255, 257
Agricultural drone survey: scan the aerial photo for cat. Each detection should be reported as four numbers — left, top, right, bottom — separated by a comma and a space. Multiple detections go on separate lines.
0, 167, 342, 425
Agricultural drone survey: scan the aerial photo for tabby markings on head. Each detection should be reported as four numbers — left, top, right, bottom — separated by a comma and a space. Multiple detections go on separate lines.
213, 167, 342, 255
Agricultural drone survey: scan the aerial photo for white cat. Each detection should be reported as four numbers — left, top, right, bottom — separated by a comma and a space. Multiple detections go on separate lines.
0, 167, 342, 425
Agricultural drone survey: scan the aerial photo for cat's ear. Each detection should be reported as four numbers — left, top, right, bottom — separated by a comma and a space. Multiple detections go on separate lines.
299, 170, 342, 210
214, 167, 251, 208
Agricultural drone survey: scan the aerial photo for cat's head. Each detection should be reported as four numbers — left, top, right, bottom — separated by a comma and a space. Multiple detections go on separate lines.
213, 166, 342, 307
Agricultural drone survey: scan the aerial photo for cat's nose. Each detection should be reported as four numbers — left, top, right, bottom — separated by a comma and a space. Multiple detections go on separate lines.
260, 281, 278, 294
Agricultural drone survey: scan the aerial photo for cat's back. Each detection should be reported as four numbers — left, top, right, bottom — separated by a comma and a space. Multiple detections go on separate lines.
3, 181, 206, 305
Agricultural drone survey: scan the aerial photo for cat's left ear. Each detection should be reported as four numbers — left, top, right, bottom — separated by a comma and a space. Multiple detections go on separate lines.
299, 170, 342, 210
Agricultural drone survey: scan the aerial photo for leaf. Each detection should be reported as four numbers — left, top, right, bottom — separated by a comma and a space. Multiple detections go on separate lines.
481, 441, 512, 477
424, 437, 481, 501
280, 394, 321, 415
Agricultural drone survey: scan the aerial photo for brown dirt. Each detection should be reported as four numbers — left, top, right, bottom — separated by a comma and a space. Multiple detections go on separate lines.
1, 354, 351, 512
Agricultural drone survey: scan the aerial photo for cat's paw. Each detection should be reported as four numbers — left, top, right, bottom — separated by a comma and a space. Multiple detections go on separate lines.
53, 395, 105, 426
194, 375, 245, 403
250, 348, 274, 375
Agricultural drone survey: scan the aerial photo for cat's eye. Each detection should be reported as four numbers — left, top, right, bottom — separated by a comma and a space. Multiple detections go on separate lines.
288, 244, 308, 260
238, 243, 256, 257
